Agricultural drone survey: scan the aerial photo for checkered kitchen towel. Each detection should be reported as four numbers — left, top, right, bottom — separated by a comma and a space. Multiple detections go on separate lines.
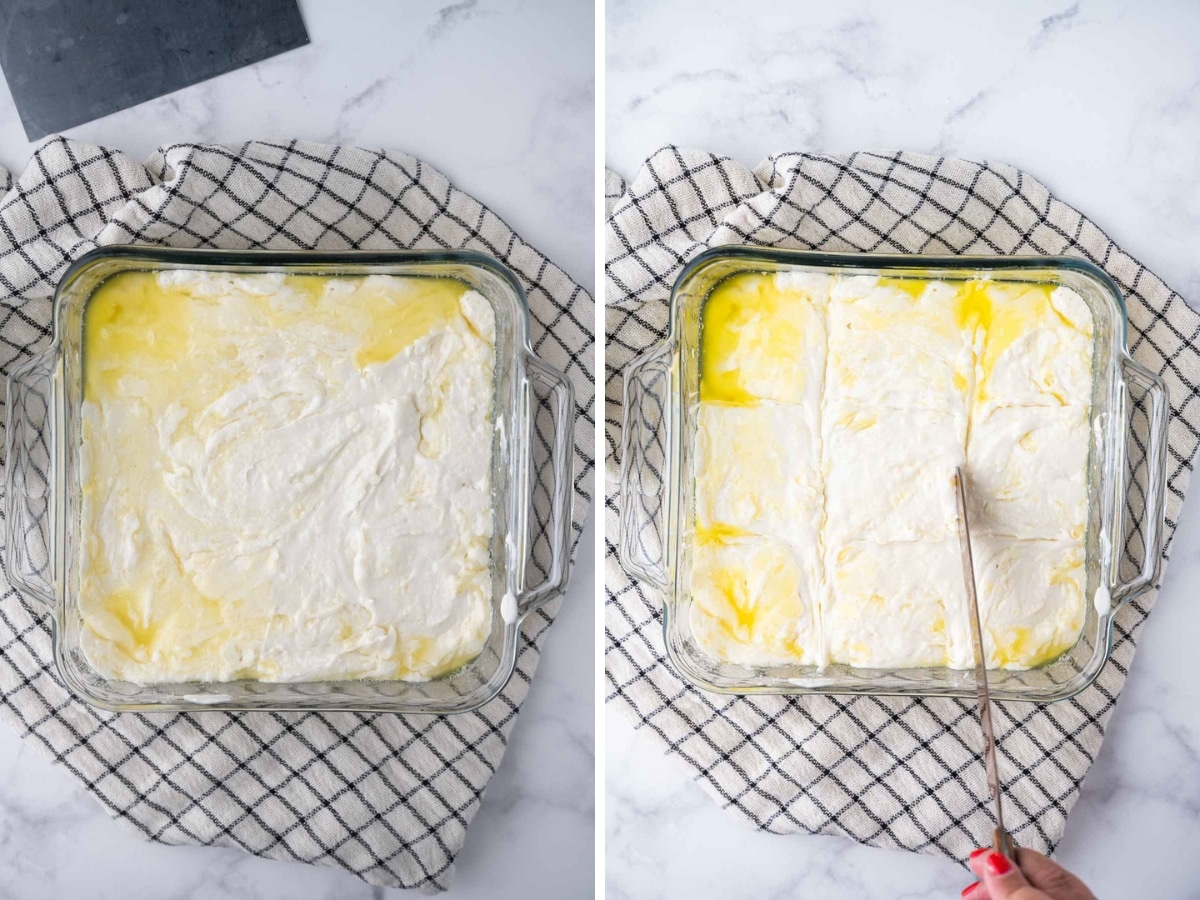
605, 147, 1200, 859
0, 137, 594, 894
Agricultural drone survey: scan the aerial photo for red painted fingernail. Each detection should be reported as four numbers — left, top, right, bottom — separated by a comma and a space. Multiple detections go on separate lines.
969, 848, 988, 860
961, 884, 980, 897
985, 852, 1013, 876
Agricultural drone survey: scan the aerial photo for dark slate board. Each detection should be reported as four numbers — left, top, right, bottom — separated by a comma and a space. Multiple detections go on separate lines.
0, 0, 309, 140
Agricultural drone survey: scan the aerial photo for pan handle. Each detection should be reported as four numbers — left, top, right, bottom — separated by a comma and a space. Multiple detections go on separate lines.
5, 348, 58, 613
1111, 355, 1169, 606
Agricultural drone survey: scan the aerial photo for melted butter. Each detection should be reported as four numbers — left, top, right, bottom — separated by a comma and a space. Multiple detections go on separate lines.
390, 636, 480, 681
353, 279, 464, 369
102, 589, 156, 652
693, 520, 798, 647
863, 277, 964, 341
85, 273, 194, 398
689, 537, 811, 663
694, 522, 753, 546
837, 410, 877, 432
86, 582, 243, 669
699, 273, 819, 405
956, 281, 1087, 402
85, 273, 467, 404
953, 279, 994, 331
993, 625, 1075, 669
783, 636, 807, 659
955, 280, 1001, 402
993, 626, 1030, 668
700, 275, 762, 405
1049, 549, 1084, 589
880, 277, 927, 299
701, 274, 1054, 410
711, 567, 758, 635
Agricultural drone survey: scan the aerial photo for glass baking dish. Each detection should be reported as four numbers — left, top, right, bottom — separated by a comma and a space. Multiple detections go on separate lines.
5, 246, 574, 714
620, 246, 1169, 703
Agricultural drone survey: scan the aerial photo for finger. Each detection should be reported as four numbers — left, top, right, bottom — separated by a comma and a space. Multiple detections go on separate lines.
1017, 849, 1056, 878
1014, 847, 1097, 899
976, 850, 1043, 900
1014, 847, 1057, 882
964, 850, 995, 898
968, 848, 1027, 883
967, 848, 996, 880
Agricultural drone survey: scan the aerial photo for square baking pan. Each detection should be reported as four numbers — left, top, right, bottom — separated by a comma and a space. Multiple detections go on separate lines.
620, 246, 1168, 702
6, 246, 574, 713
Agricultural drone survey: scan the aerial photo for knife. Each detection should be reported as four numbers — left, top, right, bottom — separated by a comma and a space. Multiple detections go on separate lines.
953, 466, 1017, 860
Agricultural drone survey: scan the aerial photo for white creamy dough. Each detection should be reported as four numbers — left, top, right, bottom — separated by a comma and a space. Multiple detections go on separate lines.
690, 271, 1092, 670
80, 271, 496, 683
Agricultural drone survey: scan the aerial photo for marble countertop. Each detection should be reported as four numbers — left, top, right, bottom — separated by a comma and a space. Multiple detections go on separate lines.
606, 1, 1200, 898
0, 2, 594, 898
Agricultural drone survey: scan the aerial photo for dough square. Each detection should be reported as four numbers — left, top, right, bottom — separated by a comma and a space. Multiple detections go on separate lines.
688, 534, 823, 667
823, 539, 971, 668
826, 276, 973, 413
971, 535, 1086, 669
974, 284, 1093, 410
966, 404, 1090, 540
695, 402, 821, 535
823, 406, 965, 544
700, 272, 826, 406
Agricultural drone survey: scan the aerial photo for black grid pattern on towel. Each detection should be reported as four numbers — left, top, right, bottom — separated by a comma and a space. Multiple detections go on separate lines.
604, 146, 1200, 860
0, 137, 594, 895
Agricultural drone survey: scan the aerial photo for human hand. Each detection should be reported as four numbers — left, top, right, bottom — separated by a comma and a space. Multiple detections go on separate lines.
961, 848, 1096, 899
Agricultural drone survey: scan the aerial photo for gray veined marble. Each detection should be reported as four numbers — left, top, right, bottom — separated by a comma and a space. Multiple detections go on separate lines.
606, 0, 1200, 897
0, 1, 595, 898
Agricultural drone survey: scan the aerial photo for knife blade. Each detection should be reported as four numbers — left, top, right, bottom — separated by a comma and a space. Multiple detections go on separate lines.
953, 466, 1016, 860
